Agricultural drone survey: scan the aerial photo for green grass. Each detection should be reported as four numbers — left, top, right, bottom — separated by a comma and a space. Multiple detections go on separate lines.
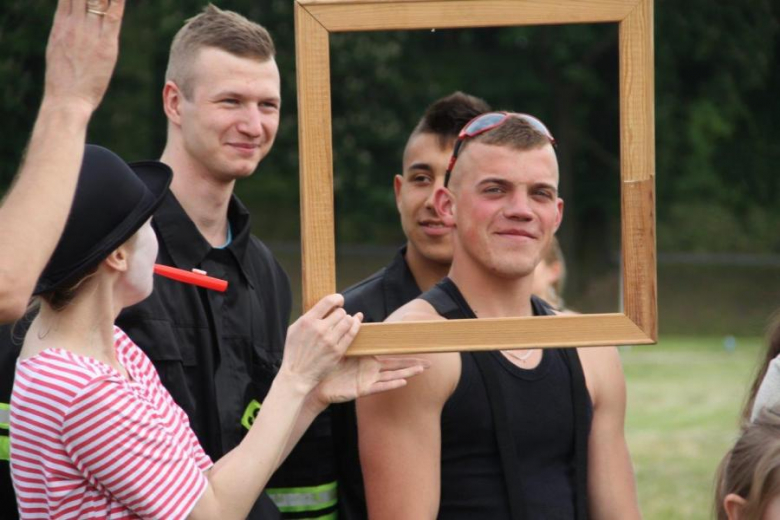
623, 336, 764, 519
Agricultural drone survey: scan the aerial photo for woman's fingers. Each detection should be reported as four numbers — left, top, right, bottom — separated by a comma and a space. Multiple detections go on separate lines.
306, 294, 344, 321
376, 357, 431, 372
54, 0, 72, 20
354, 357, 429, 398
322, 313, 354, 350
321, 307, 347, 330
375, 363, 427, 383
101, 0, 126, 37
322, 312, 362, 357
84, 0, 106, 32
362, 362, 428, 395
363, 379, 408, 396
337, 312, 362, 347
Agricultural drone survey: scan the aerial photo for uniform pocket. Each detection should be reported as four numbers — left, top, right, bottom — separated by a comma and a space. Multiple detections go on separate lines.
120, 319, 200, 415
126, 319, 198, 366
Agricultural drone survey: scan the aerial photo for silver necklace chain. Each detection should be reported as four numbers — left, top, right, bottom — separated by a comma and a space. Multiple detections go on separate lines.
504, 348, 537, 363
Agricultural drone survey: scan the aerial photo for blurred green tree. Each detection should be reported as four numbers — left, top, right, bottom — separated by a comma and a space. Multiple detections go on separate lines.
1, 0, 778, 262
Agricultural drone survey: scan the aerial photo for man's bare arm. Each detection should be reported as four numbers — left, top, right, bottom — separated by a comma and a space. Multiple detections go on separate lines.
0, 0, 125, 322
357, 299, 458, 520
579, 346, 642, 520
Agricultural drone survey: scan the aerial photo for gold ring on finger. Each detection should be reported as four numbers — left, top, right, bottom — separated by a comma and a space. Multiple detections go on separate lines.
86, 0, 110, 15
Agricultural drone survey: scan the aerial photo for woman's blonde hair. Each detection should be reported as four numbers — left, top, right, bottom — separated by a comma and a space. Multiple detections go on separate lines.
537, 235, 567, 310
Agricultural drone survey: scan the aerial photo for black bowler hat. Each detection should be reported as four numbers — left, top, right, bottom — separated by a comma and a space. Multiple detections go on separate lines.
34, 145, 172, 295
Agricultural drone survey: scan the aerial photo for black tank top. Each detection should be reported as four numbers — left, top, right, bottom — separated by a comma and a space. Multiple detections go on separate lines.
421, 278, 592, 520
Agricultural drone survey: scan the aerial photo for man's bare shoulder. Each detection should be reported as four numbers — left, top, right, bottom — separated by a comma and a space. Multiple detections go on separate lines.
360, 298, 459, 406
577, 345, 622, 371
576, 345, 625, 407
386, 298, 445, 324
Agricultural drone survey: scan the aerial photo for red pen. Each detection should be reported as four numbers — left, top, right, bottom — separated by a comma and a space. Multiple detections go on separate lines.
153, 264, 228, 292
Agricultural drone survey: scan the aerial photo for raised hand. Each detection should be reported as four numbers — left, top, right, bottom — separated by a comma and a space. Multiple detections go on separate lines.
44, 0, 126, 113
312, 356, 431, 405
0, 0, 130, 322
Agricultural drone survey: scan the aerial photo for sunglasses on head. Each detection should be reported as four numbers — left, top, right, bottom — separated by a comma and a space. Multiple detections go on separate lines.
444, 112, 557, 187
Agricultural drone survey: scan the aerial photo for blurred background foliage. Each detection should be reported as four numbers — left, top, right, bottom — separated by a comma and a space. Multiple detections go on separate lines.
1, 0, 778, 333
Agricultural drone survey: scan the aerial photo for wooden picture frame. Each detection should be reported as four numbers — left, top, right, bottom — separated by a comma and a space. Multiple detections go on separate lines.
294, 0, 656, 355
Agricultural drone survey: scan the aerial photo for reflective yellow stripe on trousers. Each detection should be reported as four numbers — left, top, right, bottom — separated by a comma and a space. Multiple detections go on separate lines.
0, 402, 10, 461
243, 400, 337, 519
267, 480, 338, 516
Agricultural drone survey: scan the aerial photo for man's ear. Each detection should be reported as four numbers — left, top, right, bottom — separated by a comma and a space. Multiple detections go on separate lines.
723, 493, 747, 520
548, 258, 563, 284
434, 187, 455, 227
554, 197, 564, 233
394, 174, 404, 212
104, 246, 129, 274
162, 80, 184, 125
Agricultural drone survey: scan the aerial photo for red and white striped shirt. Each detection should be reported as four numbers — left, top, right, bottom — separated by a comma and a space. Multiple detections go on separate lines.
10, 327, 212, 519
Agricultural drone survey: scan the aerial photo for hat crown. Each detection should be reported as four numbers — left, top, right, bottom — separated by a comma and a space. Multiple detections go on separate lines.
60, 146, 148, 259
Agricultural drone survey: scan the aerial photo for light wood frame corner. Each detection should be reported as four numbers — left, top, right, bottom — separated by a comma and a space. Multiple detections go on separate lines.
295, 0, 656, 355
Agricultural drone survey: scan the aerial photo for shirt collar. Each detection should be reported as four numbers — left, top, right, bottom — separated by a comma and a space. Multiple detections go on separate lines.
382, 244, 422, 312
153, 190, 252, 271
225, 196, 251, 262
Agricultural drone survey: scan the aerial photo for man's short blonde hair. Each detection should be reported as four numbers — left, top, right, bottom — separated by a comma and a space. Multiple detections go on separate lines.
165, 4, 276, 99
